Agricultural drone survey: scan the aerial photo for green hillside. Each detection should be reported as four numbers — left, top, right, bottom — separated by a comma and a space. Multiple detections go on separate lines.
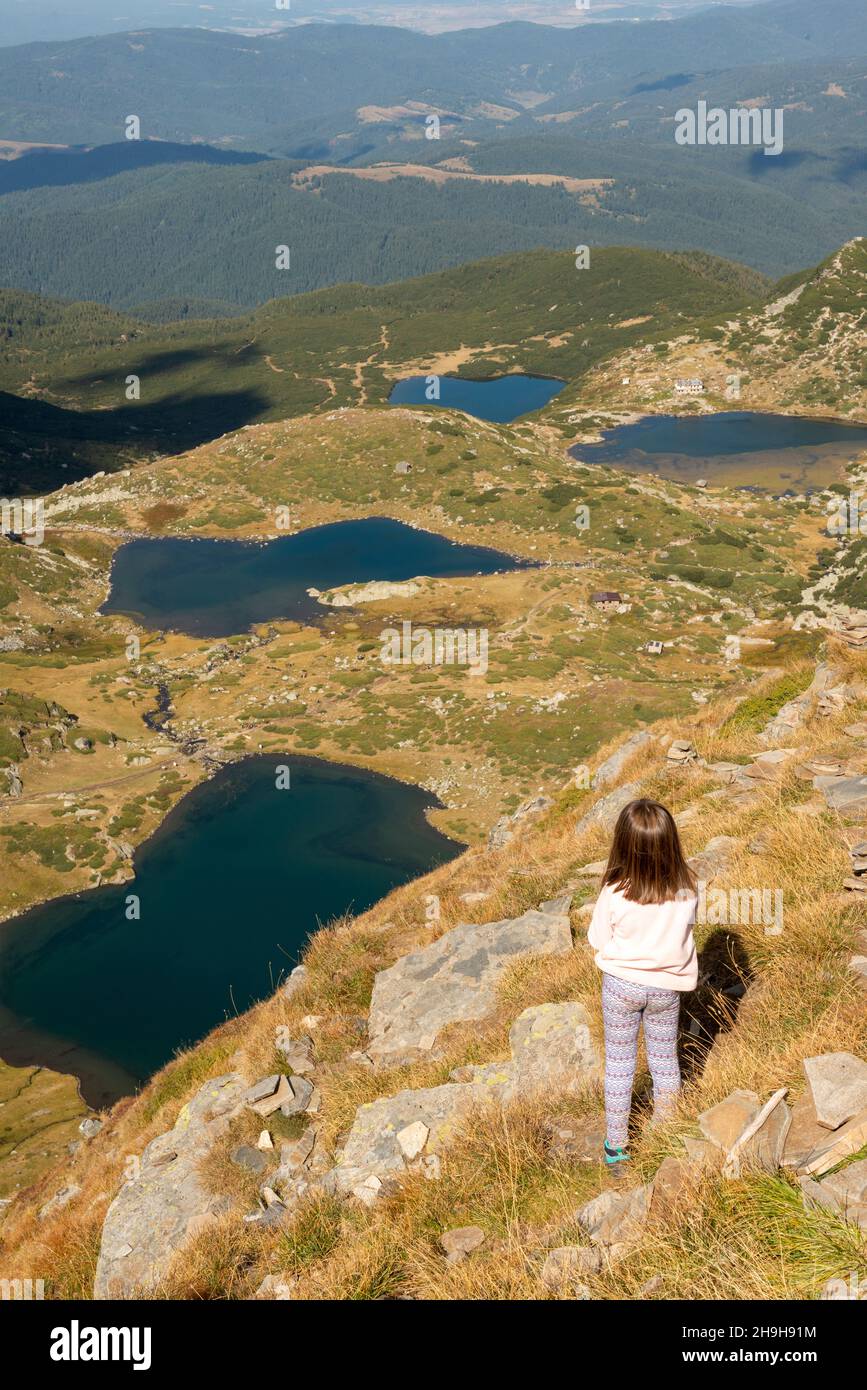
0, 246, 768, 490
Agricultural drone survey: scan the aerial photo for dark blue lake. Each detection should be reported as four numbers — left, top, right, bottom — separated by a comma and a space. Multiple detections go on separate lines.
101, 516, 531, 637
388, 373, 565, 423
570, 412, 867, 489
0, 756, 461, 1105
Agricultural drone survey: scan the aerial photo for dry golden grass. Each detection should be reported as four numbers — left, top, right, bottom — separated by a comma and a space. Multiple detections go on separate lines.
3, 645, 866, 1300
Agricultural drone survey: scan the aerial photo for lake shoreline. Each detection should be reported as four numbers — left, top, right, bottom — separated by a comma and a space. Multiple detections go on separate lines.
0, 751, 466, 1107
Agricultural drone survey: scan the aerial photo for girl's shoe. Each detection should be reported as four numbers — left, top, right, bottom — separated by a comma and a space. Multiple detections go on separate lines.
603, 1140, 630, 1168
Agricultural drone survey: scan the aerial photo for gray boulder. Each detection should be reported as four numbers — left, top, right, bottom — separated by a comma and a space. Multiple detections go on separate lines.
575, 781, 641, 839
5, 763, 23, 797
501, 1001, 600, 1101
689, 835, 740, 884
231, 1145, 268, 1174
366, 896, 573, 1064
576, 1183, 652, 1250
804, 1052, 867, 1130
440, 1225, 486, 1263
759, 663, 838, 745
93, 1073, 246, 1299
280, 1075, 315, 1116
276, 1034, 315, 1074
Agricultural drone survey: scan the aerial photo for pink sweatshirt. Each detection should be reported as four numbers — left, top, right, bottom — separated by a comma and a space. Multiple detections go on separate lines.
587, 884, 698, 992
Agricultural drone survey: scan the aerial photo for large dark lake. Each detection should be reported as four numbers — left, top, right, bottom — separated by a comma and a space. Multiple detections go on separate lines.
570, 411, 867, 489
102, 516, 531, 637
388, 373, 564, 423
0, 757, 461, 1105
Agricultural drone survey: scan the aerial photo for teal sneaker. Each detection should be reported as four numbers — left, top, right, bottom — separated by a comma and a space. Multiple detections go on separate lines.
603, 1140, 630, 1167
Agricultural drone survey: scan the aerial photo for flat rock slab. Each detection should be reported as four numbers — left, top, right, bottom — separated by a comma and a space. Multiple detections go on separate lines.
801, 1159, 867, 1230
367, 897, 573, 1064
804, 1052, 867, 1130
814, 776, 867, 817
698, 1089, 759, 1151
689, 836, 740, 884
782, 1094, 835, 1171
325, 1003, 600, 1196
798, 1110, 867, 1177
93, 1074, 247, 1299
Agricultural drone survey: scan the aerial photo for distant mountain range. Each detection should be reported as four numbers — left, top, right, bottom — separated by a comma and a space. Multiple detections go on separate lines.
0, 0, 805, 48
0, 0, 863, 311
0, 1, 864, 149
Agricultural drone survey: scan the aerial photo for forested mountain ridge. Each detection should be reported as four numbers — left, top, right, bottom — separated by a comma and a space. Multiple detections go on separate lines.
1, 27, 863, 311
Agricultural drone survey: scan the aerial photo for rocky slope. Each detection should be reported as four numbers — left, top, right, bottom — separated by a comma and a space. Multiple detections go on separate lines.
564, 238, 867, 427
1, 639, 865, 1301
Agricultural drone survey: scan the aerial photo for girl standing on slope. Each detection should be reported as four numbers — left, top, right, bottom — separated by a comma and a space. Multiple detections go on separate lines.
587, 798, 698, 1168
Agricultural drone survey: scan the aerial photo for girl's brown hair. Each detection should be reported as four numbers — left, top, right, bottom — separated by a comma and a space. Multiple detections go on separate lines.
602, 798, 696, 905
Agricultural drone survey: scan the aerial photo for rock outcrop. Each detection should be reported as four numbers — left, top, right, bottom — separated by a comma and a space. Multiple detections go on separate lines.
315, 579, 422, 607
93, 1074, 246, 1299
488, 796, 552, 850
592, 730, 653, 788
324, 1002, 600, 1201
575, 781, 641, 838
759, 664, 840, 745
366, 895, 573, 1065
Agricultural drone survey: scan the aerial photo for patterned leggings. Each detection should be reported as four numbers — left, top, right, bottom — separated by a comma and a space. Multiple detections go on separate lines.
601, 972, 682, 1148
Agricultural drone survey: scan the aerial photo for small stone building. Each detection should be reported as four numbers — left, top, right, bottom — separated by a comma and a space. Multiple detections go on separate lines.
591, 591, 622, 611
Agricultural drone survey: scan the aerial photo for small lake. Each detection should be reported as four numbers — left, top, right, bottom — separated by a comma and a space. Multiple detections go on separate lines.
0, 756, 461, 1105
570, 412, 867, 490
388, 373, 565, 423
102, 516, 531, 637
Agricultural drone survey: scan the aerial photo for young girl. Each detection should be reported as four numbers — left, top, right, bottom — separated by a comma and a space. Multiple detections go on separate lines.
587, 797, 697, 1168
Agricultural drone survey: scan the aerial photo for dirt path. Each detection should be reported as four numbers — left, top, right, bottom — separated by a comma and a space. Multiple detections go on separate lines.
5, 754, 183, 807
349, 323, 391, 405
